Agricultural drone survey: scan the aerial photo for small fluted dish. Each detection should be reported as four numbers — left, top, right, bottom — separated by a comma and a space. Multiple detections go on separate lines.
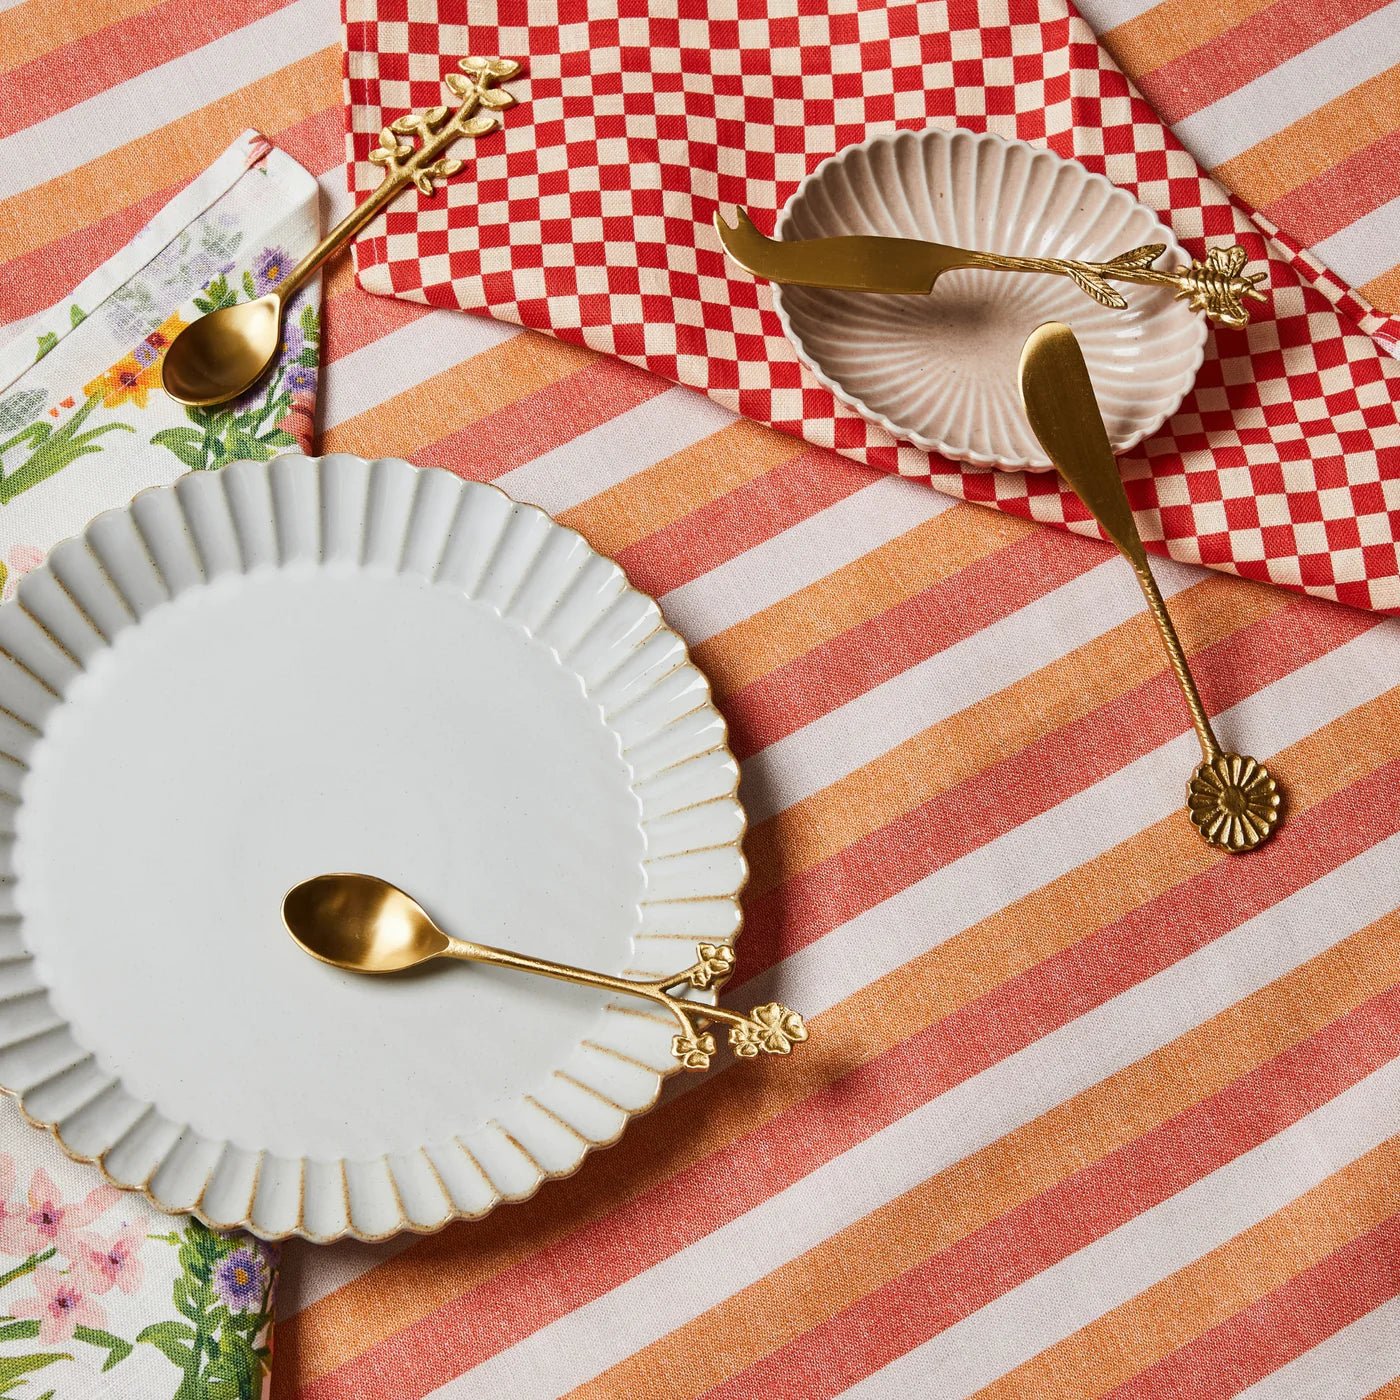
0, 455, 746, 1241
773, 128, 1207, 469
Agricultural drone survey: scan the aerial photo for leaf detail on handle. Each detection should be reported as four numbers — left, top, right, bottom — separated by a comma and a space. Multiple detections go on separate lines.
1067, 267, 1128, 309
1106, 244, 1165, 270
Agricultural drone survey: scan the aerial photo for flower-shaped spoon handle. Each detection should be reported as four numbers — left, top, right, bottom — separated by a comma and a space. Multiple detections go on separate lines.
443, 936, 808, 1072
281, 56, 522, 305
1019, 323, 1282, 853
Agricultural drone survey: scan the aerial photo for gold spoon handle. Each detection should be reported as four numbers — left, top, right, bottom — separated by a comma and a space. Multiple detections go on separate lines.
277, 56, 521, 301
440, 936, 807, 1072
1130, 561, 1221, 764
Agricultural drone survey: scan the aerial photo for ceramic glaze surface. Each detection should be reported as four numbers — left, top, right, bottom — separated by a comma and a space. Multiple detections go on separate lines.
0, 456, 746, 1240
773, 128, 1207, 469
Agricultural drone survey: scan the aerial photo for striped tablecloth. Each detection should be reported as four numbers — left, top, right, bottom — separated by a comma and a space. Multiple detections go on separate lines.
2, 1, 1398, 1397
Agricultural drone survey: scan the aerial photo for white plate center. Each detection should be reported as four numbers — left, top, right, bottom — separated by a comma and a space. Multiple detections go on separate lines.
15, 566, 646, 1159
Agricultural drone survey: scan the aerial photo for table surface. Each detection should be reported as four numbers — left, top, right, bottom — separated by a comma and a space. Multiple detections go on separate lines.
1, 0, 1398, 1398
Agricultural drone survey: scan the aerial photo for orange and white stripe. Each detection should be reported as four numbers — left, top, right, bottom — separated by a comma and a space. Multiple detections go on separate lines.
1082, 0, 1400, 304
0, 0, 1396, 1396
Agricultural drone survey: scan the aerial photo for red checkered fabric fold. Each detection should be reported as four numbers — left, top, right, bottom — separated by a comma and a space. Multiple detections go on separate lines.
342, 0, 1400, 612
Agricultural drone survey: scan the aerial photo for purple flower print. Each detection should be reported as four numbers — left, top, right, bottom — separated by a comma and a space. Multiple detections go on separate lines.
284, 364, 316, 394
252, 246, 291, 295
213, 1247, 264, 1311
280, 322, 305, 360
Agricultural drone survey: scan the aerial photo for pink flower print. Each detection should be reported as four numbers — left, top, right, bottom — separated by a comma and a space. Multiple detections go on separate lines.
8, 1265, 106, 1344
72, 1222, 145, 1295
2, 545, 43, 601
17, 1168, 119, 1255
0, 1154, 28, 1256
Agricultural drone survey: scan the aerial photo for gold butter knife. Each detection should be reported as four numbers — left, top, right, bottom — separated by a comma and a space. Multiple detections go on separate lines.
1018, 321, 1281, 852
716, 207, 1266, 328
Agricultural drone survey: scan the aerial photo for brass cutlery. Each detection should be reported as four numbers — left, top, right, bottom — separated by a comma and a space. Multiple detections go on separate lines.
284, 873, 809, 1071
162, 56, 523, 408
716, 207, 1266, 328
1019, 322, 1281, 852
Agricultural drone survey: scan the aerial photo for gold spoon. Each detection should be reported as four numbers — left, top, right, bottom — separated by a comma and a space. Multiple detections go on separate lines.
1018, 322, 1282, 853
161, 55, 523, 408
282, 873, 808, 1072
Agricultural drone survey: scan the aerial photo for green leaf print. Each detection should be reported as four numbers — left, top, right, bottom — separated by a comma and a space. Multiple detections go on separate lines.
0, 390, 47, 434
0, 1352, 68, 1398
0, 393, 134, 504
150, 427, 207, 470
0, 1319, 131, 1371
193, 274, 238, 316
32, 305, 83, 363
135, 1320, 196, 1369
0, 1248, 55, 1292
138, 1222, 273, 1400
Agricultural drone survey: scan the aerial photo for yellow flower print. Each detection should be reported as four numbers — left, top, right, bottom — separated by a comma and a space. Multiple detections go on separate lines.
83, 311, 189, 411
85, 355, 161, 410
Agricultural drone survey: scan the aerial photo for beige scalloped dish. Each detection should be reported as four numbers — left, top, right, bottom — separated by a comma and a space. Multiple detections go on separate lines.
771, 128, 1208, 469
0, 455, 748, 1241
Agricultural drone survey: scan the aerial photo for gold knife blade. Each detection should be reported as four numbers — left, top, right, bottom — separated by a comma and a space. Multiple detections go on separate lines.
1017, 321, 1148, 572
714, 207, 969, 295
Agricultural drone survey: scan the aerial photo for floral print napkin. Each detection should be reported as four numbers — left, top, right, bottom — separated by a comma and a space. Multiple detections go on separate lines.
0, 130, 321, 599
0, 1110, 277, 1398
0, 129, 322, 1397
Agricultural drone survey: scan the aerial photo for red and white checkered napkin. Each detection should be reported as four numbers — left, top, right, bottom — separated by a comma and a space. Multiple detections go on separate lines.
342, 0, 1400, 613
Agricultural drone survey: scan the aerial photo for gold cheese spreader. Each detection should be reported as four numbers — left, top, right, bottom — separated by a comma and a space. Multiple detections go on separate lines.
1018, 321, 1281, 852
716, 207, 1267, 328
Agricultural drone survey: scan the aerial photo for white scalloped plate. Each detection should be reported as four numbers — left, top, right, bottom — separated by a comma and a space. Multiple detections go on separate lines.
772, 128, 1207, 469
0, 455, 746, 1241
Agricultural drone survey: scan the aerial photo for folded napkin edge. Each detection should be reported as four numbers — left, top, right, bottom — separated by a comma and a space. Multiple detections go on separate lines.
0, 132, 321, 396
